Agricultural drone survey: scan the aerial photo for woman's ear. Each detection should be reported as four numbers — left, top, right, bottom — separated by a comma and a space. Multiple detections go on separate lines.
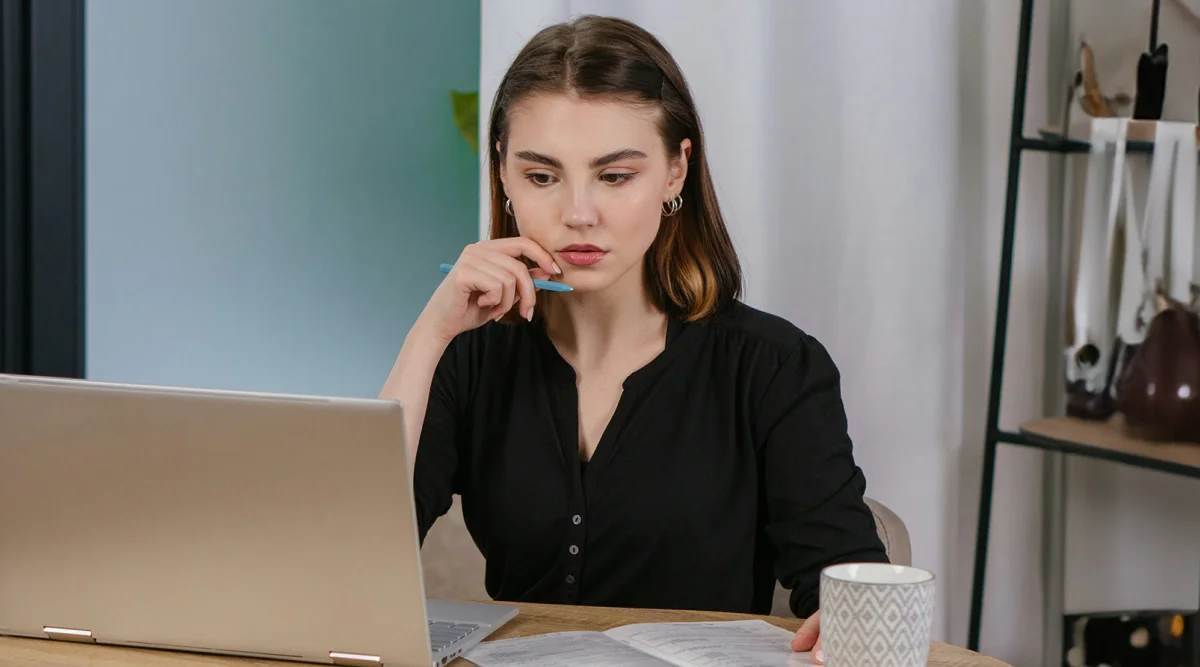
666, 138, 691, 197
496, 141, 508, 191
679, 138, 693, 162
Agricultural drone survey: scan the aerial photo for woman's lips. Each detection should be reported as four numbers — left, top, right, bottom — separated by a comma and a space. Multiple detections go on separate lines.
558, 246, 607, 266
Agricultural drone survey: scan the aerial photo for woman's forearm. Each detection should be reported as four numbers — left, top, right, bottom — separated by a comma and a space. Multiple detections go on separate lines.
379, 315, 452, 472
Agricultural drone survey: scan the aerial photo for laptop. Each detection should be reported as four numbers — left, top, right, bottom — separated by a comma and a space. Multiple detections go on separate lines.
0, 373, 517, 666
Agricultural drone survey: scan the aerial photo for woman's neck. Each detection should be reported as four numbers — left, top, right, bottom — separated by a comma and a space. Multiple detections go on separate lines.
541, 269, 667, 370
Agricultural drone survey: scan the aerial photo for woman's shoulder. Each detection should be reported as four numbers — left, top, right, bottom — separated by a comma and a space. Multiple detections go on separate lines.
705, 300, 823, 358
700, 302, 843, 418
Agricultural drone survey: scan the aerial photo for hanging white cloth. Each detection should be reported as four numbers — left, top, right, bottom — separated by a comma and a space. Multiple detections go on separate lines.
1161, 123, 1198, 305
1073, 119, 1199, 387
1116, 121, 1198, 338
1067, 117, 1128, 392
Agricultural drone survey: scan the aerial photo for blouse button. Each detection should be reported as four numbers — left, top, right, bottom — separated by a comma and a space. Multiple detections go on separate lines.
569, 545, 580, 555
565, 574, 576, 584
572, 515, 582, 525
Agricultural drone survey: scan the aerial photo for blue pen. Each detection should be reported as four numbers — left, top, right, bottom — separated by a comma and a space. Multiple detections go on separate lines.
439, 263, 573, 292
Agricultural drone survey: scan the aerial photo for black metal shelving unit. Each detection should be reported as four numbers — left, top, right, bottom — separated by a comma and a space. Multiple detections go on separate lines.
967, 1, 1200, 664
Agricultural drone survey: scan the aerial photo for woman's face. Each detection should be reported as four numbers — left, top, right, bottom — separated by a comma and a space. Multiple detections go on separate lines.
498, 93, 689, 294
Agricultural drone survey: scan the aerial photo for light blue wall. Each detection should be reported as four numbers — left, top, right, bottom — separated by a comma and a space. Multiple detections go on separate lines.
85, 0, 480, 397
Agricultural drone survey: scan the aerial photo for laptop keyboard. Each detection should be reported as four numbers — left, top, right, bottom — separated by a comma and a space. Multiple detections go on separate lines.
428, 620, 480, 653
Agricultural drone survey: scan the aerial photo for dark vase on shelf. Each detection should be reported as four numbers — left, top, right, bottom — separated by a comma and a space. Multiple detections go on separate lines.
1115, 299, 1200, 443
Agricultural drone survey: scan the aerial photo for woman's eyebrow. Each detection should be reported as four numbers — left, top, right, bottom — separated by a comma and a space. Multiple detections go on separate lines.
512, 148, 648, 169
590, 149, 647, 168
514, 150, 562, 168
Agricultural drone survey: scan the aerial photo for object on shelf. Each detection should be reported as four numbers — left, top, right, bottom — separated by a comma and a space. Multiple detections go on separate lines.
1065, 118, 1130, 420
1063, 609, 1196, 667
1134, 43, 1168, 120
1076, 41, 1117, 117
1116, 291, 1200, 443
1108, 122, 1200, 443
1066, 120, 1200, 429
1134, 0, 1168, 120
1065, 349, 1120, 420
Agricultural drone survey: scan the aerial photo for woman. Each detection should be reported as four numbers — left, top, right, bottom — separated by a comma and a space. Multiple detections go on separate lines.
380, 15, 888, 661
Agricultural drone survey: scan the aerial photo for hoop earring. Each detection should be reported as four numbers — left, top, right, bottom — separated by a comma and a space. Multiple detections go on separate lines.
504, 199, 514, 216
661, 194, 683, 217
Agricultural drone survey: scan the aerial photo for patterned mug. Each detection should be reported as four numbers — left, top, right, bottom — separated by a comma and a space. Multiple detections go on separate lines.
819, 563, 936, 667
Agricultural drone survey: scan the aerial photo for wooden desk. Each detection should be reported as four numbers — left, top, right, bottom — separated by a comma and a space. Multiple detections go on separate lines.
0, 601, 1011, 667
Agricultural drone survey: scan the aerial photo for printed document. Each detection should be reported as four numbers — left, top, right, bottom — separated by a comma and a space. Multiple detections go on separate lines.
463, 619, 817, 667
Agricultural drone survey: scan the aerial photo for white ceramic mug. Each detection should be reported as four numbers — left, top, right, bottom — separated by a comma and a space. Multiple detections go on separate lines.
819, 563, 936, 667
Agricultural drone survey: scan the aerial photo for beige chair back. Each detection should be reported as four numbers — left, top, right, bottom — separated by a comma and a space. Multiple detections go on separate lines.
420, 496, 911, 619
420, 497, 489, 602
768, 497, 912, 617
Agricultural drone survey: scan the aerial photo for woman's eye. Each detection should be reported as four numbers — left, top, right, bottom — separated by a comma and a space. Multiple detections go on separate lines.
600, 172, 635, 185
525, 173, 556, 187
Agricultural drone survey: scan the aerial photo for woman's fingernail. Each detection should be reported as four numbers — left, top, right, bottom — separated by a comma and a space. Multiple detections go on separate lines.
815, 649, 823, 663
552, 262, 562, 274
525, 307, 534, 322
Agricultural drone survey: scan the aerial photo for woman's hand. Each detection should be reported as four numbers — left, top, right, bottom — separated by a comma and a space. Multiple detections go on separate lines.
418, 237, 561, 342
790, 611, 823, 664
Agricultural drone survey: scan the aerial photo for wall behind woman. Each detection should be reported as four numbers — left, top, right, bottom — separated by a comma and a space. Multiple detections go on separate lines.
86, 0, 481, 397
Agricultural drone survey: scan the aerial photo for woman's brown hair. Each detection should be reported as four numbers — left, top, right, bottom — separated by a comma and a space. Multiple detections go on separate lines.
486, 15, 742, 321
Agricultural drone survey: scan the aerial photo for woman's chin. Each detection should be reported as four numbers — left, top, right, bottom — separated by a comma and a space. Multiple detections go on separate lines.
556, 269, 613, 293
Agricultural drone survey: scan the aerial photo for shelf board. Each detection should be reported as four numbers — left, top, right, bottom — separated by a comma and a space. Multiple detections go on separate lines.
1035, 125, 1153, 153
1032, 122, 1200, 155
1020, 135, 1091, 153
1020, 416, 1200, 479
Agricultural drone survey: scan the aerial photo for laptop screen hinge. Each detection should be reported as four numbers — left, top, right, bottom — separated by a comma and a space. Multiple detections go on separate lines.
44, 626, 96, 643
329, 651, 382, 667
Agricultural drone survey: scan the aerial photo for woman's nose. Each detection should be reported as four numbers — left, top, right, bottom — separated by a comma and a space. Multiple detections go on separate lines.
562, 188, 598, 228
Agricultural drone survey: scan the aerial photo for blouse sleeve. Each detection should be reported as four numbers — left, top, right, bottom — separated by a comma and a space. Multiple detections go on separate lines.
757, 333, 889, 618
411, 334, 470, 545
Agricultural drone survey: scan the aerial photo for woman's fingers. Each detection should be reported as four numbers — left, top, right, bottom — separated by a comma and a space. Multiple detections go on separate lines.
488, 237, 561, 277
453, 264, 503, 311
469, 260, 519, 321
790, 613, 819, 652
481, 254, 544, 320
449, 238, 562, 322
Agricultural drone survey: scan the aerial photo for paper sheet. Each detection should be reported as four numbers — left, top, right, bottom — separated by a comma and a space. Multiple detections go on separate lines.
608, 620, 816, 667
462, 621, 816, 667
463, 631, 675, 667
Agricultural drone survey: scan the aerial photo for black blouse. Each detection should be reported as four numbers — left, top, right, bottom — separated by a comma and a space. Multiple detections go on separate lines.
413, 301, 888, 618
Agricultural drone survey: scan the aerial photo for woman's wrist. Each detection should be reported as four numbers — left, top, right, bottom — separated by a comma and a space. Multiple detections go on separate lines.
409, 309, 458, 349
379, 313, 453, 402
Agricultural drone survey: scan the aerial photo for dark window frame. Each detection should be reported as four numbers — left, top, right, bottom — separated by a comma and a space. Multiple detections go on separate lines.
1, 0, 85, 378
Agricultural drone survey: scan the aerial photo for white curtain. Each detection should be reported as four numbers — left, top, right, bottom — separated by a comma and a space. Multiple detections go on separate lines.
478, 3, 1050, 663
